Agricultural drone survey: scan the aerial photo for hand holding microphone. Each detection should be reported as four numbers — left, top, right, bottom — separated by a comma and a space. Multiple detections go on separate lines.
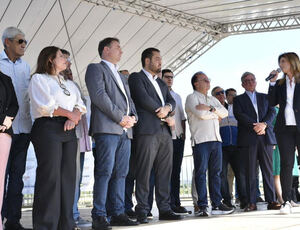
265, 68, 281, 82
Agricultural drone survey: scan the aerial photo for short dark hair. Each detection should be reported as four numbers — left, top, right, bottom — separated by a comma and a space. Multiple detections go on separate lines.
211, 86, 221, 96
225, 88, 236, 96
191, 71, 206, 90
98, 37, 119, 57
60, 49, 70, 56
162, 69, 173, 78
141, 47, 160, 67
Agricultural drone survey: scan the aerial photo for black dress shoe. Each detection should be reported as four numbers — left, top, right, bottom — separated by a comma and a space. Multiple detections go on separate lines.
110, 213, 139, 226
137, 213, 149, 224
4, 221, 32, 230
92, 216, 112, 230
125, 209, 137, 218
159, 211, 183, 220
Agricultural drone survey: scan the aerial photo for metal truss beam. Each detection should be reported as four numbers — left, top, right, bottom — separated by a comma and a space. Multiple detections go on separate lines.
81, 0, 222, 34
223, 14, 300, 35
166, 33, 225, 75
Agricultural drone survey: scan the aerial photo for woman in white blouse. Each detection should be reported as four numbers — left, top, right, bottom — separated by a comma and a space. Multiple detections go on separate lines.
28, 46, 86, 230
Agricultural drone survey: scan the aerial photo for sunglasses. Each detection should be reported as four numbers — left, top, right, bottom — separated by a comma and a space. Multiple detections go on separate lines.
58, 77, 71, 96
215, 90, 225, 96
164, 75, 173, 79
11, 39, 28, 45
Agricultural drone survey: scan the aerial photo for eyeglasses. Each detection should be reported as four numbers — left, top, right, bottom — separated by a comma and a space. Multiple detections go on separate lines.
215, 90, 225, 96
10, 39, 28, 45
164, 75, 173, 79
243, 79, 256, 84
199, 78, 211, 83
58, 77, 71, 96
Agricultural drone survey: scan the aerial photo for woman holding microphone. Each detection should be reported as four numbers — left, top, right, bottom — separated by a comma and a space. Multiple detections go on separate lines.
29, 46, 86, 229
268, 52, 300, 214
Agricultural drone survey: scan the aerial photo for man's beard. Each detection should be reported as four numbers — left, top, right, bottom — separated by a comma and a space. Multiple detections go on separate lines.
149, 63, 161, 74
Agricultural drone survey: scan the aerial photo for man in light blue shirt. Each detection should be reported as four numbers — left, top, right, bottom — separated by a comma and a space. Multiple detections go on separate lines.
0, 27, 32, 230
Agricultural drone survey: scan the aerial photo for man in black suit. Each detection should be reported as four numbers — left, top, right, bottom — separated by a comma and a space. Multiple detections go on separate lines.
233, 72, 280, 211
128, 47, 181, 223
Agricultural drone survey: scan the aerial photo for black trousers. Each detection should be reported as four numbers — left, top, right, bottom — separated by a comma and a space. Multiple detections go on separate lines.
221, 145, 247, 205
2, 133, 30, 223
240, 136, 275, 204
134, 125, 173, 215
31, 117, 77, 230
276, 126, 300, 202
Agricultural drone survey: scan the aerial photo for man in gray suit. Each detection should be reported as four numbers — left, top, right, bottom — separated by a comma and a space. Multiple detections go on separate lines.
85, 37, 139, 230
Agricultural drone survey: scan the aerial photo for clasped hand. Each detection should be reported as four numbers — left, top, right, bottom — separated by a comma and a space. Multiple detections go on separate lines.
68, 109, 82, 125
155, 105, 171, 119
119, 116, 137, 129
0, 116, 14, 132
253, 122, 267, 135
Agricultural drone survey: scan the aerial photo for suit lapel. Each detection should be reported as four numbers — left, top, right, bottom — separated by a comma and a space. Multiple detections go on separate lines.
243, 92, 258, 120
101, 61, 127, 97
140, 70, 163, 105
294, 82, 300, 107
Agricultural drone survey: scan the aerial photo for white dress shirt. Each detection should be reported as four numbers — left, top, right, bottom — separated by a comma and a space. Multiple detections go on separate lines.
170, 90, 186, 139
245, 90, 259, 122
285, 76, 296, 125
102, 60, 129, 115
29, 73, 86, 120
0, 50, 32, 133
270, 76, 296, 125
185, 91, 228, 146
143, 69, 165, 106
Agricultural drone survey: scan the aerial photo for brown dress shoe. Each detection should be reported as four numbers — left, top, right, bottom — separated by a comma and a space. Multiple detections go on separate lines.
267, 202, 281, 210
244, 204, 257, 212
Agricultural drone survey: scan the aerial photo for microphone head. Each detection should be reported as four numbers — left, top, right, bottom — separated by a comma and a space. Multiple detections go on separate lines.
276, 68, 281, 73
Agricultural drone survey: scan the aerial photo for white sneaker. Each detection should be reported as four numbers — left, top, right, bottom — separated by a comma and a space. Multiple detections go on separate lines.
290, 200, 300, 207
280, 201, 292, 215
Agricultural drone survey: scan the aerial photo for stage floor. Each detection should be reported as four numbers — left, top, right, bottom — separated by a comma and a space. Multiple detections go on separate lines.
17, 200, 300, 230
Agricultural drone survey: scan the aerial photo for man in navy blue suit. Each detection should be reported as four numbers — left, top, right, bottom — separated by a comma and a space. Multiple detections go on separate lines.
233, 72, 280, 211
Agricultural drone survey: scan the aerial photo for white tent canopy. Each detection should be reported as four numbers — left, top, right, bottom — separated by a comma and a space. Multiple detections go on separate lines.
1, 0, 300, 94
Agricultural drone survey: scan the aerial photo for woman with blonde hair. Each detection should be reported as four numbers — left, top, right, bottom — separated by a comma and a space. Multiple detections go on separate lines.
268, 52, 300, 214
0, 71, 18, 230
29, 46, 86, 229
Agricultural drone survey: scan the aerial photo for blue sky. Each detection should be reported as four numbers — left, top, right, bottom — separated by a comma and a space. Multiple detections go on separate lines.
174, 28, 300, 101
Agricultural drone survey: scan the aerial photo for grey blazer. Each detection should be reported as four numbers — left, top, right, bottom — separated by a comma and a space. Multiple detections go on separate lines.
85, 61, 137, 138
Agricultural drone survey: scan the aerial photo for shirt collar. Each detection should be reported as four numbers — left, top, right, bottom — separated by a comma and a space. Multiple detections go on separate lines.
286, 75, 295, 84
143, 68, 158, 80
0, 50, 22, 64
102, 59, 119, 71
194, 90, 207, 98
245, 90, 256, 97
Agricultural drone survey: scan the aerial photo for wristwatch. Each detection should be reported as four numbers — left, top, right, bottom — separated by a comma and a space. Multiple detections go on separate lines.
209, 105, 215, 112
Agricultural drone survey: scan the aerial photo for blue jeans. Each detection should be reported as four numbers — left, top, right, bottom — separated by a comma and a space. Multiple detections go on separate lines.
170, 138, 185, 208
92, 132, 130, 219
193, 141, 222, 208
73, 152, 85, 220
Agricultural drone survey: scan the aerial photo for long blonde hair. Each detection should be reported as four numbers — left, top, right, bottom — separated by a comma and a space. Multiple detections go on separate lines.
278, 52, 300, 85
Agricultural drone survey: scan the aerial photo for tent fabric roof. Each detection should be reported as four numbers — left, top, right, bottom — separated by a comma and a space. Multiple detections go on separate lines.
1, 0, 300, 94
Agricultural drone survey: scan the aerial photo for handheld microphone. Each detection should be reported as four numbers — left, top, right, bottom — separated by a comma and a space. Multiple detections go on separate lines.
265, 68, 281, 81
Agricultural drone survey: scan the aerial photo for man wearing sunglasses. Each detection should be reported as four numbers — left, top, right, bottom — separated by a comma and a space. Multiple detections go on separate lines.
185, 72, 234, 217
0, 27, 32, 230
